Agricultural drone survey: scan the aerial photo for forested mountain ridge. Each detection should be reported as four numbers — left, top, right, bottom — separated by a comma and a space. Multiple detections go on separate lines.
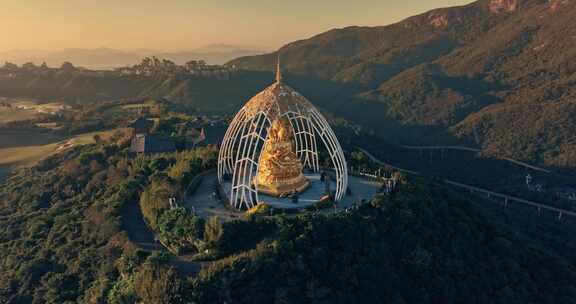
0, 63, 357, 119
229, 0, 576, 169
0, 66, 274, 114
0, 45, 266, 68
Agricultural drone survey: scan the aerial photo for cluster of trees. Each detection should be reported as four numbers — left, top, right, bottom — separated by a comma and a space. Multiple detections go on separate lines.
139, 175, 179, 230
107, 251, 184, 304
1, 61, 77, 74
117, 57, 235, 78
138, 152, 277, 257
188, 180, 576, 304
0, 136, 149, 303
157, 208, 206, 255
121, 57, 179, 76
0, 130, 219, 303
137, 148, 218, 254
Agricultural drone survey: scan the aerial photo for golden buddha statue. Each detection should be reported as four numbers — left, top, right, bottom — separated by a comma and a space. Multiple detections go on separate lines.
255, 117, 309, 196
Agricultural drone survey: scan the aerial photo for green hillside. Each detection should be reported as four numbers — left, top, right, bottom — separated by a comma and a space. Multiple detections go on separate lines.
1, 136, 575, 303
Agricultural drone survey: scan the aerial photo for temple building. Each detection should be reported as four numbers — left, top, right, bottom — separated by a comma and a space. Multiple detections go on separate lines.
218, 60, 348, 210
128, 117, 154, 136
130, 134, 176, 154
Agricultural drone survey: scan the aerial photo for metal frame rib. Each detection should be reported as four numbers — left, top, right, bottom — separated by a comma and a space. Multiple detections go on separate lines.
218, 81, 348, 210
218, 108, 247, 180
229, 111, 270, 210
307, 106, 348, 201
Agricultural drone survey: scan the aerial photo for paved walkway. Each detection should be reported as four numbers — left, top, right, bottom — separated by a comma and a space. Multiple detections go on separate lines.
342, 176, 384, 206
121, 197, 203, 277
222, 174, 381, 210
121, 198, 163, 252
183, 171, 241, 221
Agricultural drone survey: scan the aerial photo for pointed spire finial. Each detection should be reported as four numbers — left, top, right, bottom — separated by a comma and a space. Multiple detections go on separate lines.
275, 54, 282, 83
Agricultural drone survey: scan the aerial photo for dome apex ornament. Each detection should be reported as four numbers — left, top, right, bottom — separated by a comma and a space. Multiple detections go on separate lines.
275, 55, 282, 83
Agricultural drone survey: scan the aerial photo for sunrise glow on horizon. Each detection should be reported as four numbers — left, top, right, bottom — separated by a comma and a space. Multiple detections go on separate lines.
0, 0, 474, 52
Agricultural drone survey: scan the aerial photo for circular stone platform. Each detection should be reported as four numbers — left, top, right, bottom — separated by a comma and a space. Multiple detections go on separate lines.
183, 171, 382, 221
223, 174, 323, 209
222, 174, 381, 210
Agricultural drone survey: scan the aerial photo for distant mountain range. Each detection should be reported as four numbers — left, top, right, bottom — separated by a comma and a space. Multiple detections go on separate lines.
0, 44, 268, 69
229, 0, 576, 170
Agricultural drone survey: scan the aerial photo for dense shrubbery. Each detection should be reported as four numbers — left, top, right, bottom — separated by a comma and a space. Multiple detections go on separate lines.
246, 203, 271, 217
0, 137, 218, 303
189, 179, 576, 304
137, 147, 218, 254
139, 175, 177, 230
0, 140, 146, 303
158, 208, 205, 254
108, 251, 183, 304
205, 217, 277, 257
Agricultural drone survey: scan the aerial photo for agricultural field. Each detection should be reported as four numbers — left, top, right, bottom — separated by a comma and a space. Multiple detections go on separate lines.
35, 122, 64, 130
0, 128, 124, 182
101, 99, 163, 119
0, 99, 71, 124
0, 129, 65, 149
0, 104, 39, 124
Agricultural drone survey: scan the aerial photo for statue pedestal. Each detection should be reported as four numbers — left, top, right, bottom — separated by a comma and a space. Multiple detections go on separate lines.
255, 175, 310, 197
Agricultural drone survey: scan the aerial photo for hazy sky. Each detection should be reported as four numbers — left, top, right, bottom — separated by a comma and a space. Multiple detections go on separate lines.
0, 0, 473, 52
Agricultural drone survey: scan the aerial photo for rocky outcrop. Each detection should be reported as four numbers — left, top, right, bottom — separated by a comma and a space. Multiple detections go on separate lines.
489, 0, 518, 13
429, 14, 449, 28
549, 0, 571, 12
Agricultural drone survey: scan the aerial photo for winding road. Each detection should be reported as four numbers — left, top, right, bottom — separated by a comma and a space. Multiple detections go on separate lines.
121, 198, 203, 277
399, 145, 552, 174
357, 147, 576, 220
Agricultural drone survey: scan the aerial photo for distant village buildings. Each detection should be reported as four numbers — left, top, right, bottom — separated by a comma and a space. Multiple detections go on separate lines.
115, 57, 238, 80
1, 57, 239, 80
130, 134, 177, 154
0, 61, 110, 78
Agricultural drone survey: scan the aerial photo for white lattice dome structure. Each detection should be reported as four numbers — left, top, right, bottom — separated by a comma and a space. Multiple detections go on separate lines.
218, 62, 348, 210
